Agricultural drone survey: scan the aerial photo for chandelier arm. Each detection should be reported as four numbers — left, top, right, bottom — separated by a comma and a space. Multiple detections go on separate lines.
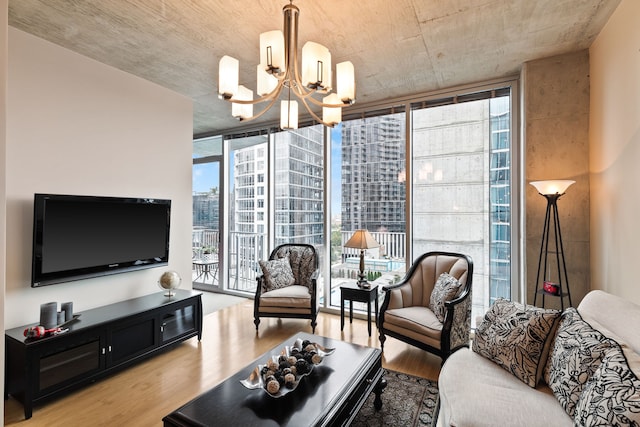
226, 82, 284, 105
299, 95, 335, 128
237, 85, 284, 122
304, 95, 350, 108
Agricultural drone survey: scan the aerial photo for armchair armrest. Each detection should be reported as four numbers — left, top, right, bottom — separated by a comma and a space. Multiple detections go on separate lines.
442, 286, 472, 352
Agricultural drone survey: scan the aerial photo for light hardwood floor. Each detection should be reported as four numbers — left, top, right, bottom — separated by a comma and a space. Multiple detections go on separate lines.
4, 298, 442, 426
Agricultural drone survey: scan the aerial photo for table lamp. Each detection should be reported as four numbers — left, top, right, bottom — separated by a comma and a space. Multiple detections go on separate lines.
344, 229, 380, 288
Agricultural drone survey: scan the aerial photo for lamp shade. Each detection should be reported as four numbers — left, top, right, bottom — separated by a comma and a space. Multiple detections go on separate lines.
530, 180, 575, 195
302, 41, 331, 91
344, 229, 380, 249
280, 100, 298, 129
218, 55, 239, 99
259, 30, 285, 74
336, 61, 355, 103
322, 93, 341, 126
257, 64, 278, 96
231, 85, 253, 120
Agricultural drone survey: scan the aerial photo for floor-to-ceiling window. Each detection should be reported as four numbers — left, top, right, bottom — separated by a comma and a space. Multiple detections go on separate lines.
193, 79, 519, 321
220, 126, 325, 295
410, 87, 514, 323
329, 111, 408, 309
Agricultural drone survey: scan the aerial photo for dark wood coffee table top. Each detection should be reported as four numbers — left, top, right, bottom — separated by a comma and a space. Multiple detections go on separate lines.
163, 332, 383, 427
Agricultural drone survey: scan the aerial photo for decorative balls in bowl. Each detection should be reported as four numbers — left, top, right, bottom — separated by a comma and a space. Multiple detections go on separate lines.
240, 338, 335, 397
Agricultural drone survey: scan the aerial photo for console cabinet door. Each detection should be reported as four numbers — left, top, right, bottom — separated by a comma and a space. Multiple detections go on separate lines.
36, 331, 104, 398
107, 315, 158, 367
160, 302, 197, 345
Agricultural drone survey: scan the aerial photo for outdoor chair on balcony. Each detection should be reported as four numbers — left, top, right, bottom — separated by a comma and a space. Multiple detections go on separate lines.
378, 251, 473, 363
254, 243, 319, 333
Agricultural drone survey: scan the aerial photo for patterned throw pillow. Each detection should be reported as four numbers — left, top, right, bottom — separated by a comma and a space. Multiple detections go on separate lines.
544, 307, 614, 417
429, 273, 463, 322
472, 299, 561, 387
574, 345, 640, 426
259, 256, 295, 291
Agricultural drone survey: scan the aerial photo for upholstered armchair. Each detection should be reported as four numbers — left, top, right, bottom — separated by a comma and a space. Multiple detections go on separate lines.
378, 251, 473, 362
254, 243, 319, 333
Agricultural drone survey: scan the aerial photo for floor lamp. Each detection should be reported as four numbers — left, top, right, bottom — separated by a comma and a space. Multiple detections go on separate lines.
531, 180, 574, 309
344, 229, 380, 288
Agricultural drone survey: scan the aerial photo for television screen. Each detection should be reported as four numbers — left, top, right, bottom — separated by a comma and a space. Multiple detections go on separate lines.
32, 194, 171, 287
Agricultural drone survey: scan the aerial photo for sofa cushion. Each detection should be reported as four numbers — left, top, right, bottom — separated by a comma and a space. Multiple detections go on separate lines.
573, 344, 640, 426
473, 299, 561, 387
259, 256, 295, 291
429, 272, 462, 322
438, 348, 572, 426
544, 307, 614, 418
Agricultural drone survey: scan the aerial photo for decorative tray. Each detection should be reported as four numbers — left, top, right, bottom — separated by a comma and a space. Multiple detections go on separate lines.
240, 338, 335, 398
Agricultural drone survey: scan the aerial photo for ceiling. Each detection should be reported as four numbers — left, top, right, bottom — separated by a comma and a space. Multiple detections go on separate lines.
8, 0, 620, 138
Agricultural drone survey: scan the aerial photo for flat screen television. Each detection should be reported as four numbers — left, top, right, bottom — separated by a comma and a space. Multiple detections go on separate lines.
31, 193, 171, 287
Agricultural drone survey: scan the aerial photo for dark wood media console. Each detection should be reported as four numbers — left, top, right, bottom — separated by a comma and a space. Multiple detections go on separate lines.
4, 289, 203, 419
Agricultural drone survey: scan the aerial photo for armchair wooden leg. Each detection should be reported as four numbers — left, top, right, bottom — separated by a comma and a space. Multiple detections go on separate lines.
311, 317, 317, 334
254, 317, 260, 331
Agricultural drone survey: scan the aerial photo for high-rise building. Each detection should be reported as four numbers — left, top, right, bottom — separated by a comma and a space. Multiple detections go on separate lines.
232, 127, 325, 247
341, 115, 406, 232
273, 127, 325, 246
192, 191, 220, 230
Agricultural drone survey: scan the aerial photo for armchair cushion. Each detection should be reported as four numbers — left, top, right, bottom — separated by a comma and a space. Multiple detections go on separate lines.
259, 285, 311, 309
382, 306, 442, 349
473, 299, 561, 388
429, 272, 463, 322
259, 256, 295, 291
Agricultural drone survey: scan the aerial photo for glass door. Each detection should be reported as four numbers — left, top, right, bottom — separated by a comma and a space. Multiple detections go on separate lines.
193, 137, 222, 290
225, 134, 269, 293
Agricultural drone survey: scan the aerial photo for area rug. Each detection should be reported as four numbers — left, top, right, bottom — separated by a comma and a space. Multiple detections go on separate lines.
352, 369, 439, 427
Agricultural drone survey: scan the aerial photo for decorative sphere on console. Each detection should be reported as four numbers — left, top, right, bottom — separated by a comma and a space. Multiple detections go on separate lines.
158, 270, 182, 296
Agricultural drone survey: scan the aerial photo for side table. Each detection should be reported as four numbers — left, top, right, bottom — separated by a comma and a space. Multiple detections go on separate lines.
340, 282, 378, 337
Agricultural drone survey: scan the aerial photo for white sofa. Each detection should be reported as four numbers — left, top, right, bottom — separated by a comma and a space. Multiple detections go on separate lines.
437, 290, 640, 426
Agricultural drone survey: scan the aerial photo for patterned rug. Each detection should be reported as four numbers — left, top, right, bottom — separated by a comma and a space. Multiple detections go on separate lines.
352, 369, 439, 427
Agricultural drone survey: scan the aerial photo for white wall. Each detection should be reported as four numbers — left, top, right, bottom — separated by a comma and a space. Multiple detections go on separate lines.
589, 0, 640, 304
5, 28, 193, 329
2, 0, 9, 422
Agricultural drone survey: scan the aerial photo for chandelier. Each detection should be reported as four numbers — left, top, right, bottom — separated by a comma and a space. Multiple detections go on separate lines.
218, 1, 355, 129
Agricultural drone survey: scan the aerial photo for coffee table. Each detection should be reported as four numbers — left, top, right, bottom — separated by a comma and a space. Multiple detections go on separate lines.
163, 332, 385, 427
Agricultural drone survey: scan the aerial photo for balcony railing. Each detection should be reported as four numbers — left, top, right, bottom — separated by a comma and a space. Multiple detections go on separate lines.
192, 228, 407, 297
227, 231, 266, 292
